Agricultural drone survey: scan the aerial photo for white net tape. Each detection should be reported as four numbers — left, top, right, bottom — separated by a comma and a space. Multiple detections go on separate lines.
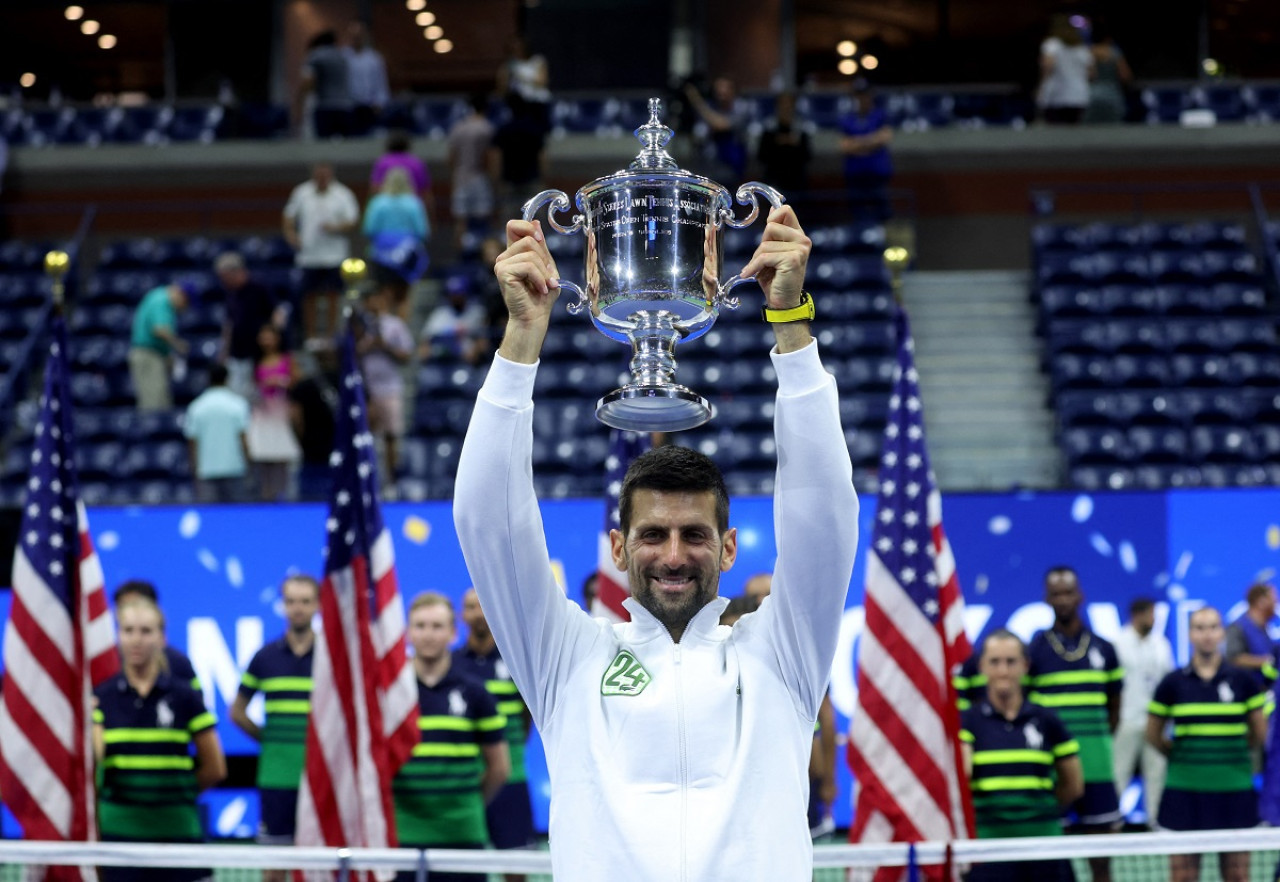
0, 829, 1277, 878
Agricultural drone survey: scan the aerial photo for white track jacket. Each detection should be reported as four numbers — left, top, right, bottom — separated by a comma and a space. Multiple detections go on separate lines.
454, 340, 860, 882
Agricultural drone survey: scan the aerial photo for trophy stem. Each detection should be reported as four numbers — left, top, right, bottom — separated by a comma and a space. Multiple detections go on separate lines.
596, 311, 712, 432
628, 312, 682, 388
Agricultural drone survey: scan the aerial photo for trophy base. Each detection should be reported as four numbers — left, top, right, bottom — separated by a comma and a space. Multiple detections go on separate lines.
596, 385, 713, 432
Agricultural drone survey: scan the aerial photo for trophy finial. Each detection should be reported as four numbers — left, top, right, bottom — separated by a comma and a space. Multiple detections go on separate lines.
630, 97, 677, 170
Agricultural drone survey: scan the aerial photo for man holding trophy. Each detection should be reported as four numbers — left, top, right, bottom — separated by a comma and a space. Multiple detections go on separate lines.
454, 95, 859, 882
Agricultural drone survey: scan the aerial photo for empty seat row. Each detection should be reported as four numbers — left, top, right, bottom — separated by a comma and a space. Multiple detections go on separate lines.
1056, 389, 1280, 431
1040, 283, 1268, 320
1051, 352, 1280, 391
1070, 463, 1280, 492
97, 235, 294, 271
1033, 221, 1247, 255
1063, 424, 1280, 467
1045, 317, 1277, 359
1037, 250, 1259, 287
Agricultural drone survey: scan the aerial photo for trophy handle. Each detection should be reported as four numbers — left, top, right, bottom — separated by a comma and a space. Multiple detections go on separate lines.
719, 182, 785, 230
522, 189, 584, 235
558, 278, 589, 316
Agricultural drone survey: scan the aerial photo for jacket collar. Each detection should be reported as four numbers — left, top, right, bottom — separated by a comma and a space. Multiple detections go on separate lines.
622, 596, 731, 644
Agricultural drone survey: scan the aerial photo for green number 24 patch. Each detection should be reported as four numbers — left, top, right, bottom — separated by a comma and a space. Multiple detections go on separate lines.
601, 649, 652, 696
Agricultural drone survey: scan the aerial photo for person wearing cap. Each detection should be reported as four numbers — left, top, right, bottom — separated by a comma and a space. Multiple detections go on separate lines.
419, 274, 490, 365
129, 280, 192, 411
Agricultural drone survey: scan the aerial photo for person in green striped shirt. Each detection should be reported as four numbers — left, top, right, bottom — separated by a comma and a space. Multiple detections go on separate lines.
961, 629, 1083, 882
1147, 606, 1266, 882
395, 591, 510, 882
230, 573, 319, 882
93, 599, 226, 882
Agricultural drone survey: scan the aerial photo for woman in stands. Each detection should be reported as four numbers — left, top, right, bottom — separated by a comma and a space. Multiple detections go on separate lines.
1037, 15, 1094, 124
94, 599, 225, 882
248, 323, 301, 501
363, 166, 430, 316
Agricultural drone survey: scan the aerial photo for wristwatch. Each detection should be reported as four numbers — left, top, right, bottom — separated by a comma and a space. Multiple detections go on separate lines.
761, 291, 815, 323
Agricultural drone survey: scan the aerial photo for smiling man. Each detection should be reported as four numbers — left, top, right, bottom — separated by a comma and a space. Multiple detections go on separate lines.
454, 206, 860, 882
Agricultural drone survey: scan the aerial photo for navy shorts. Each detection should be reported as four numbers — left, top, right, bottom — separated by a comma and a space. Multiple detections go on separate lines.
1067, 781, 1122, 830
258, 787, 299, 843
1158, 787, 1258, 831
486, 781, 535, 850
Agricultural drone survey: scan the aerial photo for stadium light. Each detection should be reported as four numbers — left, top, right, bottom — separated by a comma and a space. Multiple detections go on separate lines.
838, 59, 859, 76
98, 33, 116, 49
406, 0, 426, 9
434, 39, 453, 54
1202, 57, 1221, 76
65, 5, 83, 20
837, 40, 857, 57
81, 19, 100, 34
424, 24, 443, 39
415, 11, 435, 25
20, 73, 35, 88
862, 55, 879, 71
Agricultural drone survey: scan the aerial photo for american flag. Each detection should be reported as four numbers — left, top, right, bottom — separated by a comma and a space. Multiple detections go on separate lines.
294, 330, 419, 880
591, 429, 650, 622
847, 307, 973, 880
0, 316, 118, 882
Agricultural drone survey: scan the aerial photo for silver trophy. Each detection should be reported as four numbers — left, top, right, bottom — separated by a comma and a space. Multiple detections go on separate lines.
523, 98, 783, 432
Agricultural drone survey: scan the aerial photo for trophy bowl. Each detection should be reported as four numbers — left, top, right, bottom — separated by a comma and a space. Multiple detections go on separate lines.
523, 97, 783, 432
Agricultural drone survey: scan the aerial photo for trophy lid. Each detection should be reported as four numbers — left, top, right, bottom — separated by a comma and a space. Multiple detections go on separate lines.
628, 98, 680, 171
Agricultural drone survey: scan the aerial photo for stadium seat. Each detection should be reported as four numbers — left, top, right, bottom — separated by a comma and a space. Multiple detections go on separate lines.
1069, 465, 1135, 491
1190, 426, 1258, 464
1191, 85, 1248, 123
1111, 355, 1171, 388
1128, 426, 1188, 465
1230, 353, 1280, 387
1141, 87, 1189, 124
1062, 426, 1129, 466
1170, 354, 1234, 387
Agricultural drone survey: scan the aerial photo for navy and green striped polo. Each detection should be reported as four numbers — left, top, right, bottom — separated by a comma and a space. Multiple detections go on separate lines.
961, 699, 1079, 838
1149, 662, 1264, 793
453, 645, 529, 784
1026, 628, 1122, 784
393, 668, 506, 847
93, 671, 217, 842
238, 636, 313, 791
952, 655, 986, 712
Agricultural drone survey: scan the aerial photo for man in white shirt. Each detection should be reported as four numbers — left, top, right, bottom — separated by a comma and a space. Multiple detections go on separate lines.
343, 22, 389, 136
454, 206, 859, 882
1113, 597, 1174, 825
282, 162, 359, 343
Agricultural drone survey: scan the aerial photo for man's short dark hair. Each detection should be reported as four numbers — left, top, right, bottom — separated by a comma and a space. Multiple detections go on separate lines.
1129, 597, 1155, 616
113, 579, 159, 606
979, 627, 1028, 661
1045, 565, 1078, 583
1247, 582, 1275, 607
385, 129, 411, 154
618, 446, 729, 536
209, 364, 229, 387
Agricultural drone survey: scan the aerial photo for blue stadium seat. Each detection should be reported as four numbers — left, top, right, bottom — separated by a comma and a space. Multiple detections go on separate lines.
1111, 355, 1171, 388
1181, 391, 1250, 426
78, 441, 126, 483
905, 92, 954, 129
236, 102, 290, 139
1101, 286, 1161, 316
1191, 86, 1248, 123
1036, 253, 1094, 287
1069, 466, 1135, 491
1255, 426, 1280, 462
1171, 354, 1234, 387
1041, 287, 1104, 320
1062, 426, 1130, 466
1141, 87, 1189, 124
1056, 391, 1126, 429
111, 106, 167, 144
1209, 283, 1267, 316
1127, 426, 1188, 465
712, 395, 775, 431
810, 222, 886, 255
1191, 426, 1258, 464
1032, 224, 1092, 254
1229, 353, 1280, 387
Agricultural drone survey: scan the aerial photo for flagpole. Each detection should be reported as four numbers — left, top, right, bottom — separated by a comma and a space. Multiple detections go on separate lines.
45, 249, 71, 312
883, 245, 910, 306
340, 257, 368, 329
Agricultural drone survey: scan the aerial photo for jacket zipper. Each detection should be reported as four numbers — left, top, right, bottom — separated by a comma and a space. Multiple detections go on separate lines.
674, 643, 687, 882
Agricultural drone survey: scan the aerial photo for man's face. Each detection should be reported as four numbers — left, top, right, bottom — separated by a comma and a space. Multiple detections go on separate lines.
1259, 586, 1277, 620
979, 636, 1027, 698
1045, 571, 1082, 624
409, 603, 456, 662
313, 164, 333, 189
283, 579, 318, 632
118, 605, 164, 670
217, 266, 247, 291
462, 589, 489, 641
1131, 606, 1155, 636
610, 489, 736, 633
1189, 608, 1224, 656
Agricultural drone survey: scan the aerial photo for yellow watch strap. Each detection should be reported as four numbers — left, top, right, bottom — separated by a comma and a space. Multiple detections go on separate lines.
761, 291, 815, 323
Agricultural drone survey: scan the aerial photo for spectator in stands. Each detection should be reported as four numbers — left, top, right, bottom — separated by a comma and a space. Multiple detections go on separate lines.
1028, 566, 1122, 882
343, 22, 389, 137
718, 594, 752, 626
683, 77, 750, 182
449, 93, 497, 245
809, 693, 837, 840
230, 574, 319, 882
496, 36, 551, 132
839, 79, 893, 222
363, 166, 430, 312
1225, 580, 1279, 695
419, 275, 489, 365
454, 588, 536, 878
757, 92, 813, 201
214, 251, 285, 400
371, 129, 431, 196
580, 572, 598, 613
354, 286, 412, 488
743, 571, 772, 611
961, 629, 1082, 882
1112, 597, 1173, 828
1084, 23, 1132, 123
393, 592, 510, 882
112, 580, 201, 692
295, 30, 351, 139
283, 162, 360, 343
247, 324, 300, 502
1037, 15, 1093, 125
94, 598, 225, 882
1148, 606, 1266, 882
129, 280, 192, 412
288, 349, 339, 501
491, 93, 548, 224
184, 364, 251, 503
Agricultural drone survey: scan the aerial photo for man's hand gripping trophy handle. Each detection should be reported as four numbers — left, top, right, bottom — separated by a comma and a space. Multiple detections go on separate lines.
740, 205, 813, 355
496, 219, 562, 365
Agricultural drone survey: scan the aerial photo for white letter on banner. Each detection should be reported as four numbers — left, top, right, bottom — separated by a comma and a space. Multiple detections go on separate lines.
1006, 602, 1053, 643
1086, 603, 1121, 642
830, 606, 865, 719
188, 616, 264, 712
964, 605, 993, 645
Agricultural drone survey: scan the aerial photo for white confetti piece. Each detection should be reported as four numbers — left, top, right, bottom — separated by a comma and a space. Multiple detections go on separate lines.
197, 549, 218, 572
97, 531, 119, 551
1071, 495, 1094, 524
988, 516, 1011, 536
226, 557, 243, 588
1118, 541, 1137, 573
179, 511, 201, 539
1089, 533, 1113, 557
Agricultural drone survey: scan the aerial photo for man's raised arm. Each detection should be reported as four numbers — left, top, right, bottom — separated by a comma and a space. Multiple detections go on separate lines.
453, 220, 596, 725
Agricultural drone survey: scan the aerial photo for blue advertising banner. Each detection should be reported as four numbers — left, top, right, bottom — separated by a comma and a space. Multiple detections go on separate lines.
3, 487, 1279, 838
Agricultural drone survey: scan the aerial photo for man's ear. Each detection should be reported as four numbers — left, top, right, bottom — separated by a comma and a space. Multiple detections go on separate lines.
719, 527, 738, 573
609, 528, 627, 572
